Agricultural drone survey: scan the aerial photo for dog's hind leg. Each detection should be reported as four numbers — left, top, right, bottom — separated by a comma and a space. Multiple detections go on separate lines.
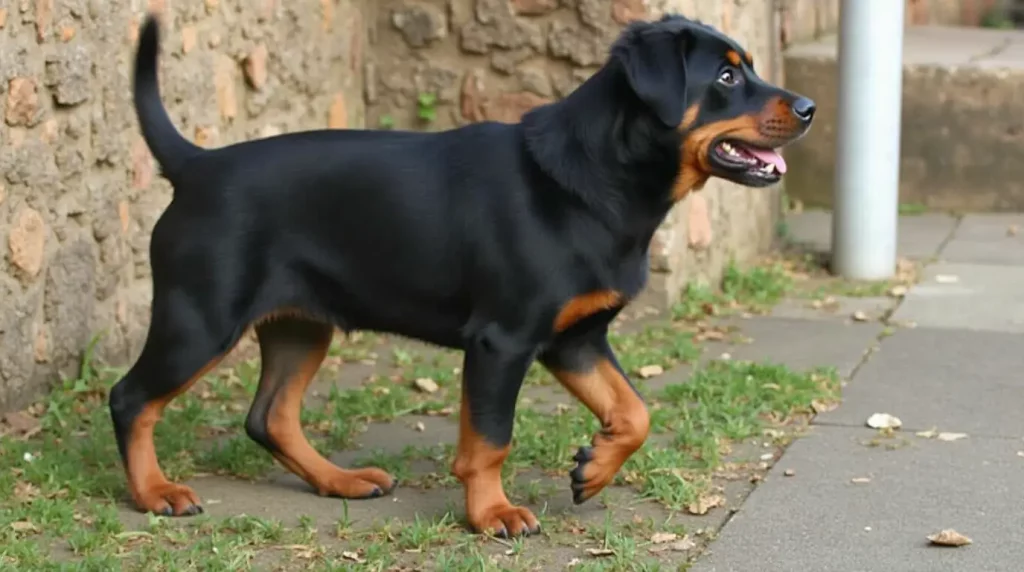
108, 298, 238, 516
245, 316, 396, 499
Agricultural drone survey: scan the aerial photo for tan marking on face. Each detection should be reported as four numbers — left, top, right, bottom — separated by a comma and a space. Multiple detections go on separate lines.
725, 50, 742, 67
743, 51, 754, 67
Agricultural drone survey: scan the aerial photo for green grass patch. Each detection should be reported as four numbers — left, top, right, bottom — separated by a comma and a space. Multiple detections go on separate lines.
672, 260, 793, 320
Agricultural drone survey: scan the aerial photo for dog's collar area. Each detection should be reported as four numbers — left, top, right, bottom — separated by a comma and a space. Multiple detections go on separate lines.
713, 140, 787, 178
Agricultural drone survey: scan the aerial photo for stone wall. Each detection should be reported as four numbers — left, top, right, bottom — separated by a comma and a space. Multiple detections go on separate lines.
4, 0, 989, 411
0, 0, 366, 411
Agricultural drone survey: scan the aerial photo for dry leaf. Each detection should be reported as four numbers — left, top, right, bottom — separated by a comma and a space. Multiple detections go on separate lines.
649, 535, 696, 553
866, 413, 902, 430
851, 311, 870, 322
585, 548, 615, 557
851, 477, 872, 484
686, 494, 725, 515
13, 481, 40, 501
812, 399, 838, 414
341, 551, 365, 563
638, 365, 664, 379
413, 378, 439, 394
927, 529, 972, 547
915, 428, 938, 438
650, 532, 678, 544
1, 411, 41, 439
935, 274, 959, 284
566, 558, 582, 568
11, 521, 38, 533
937, 432, 968, 442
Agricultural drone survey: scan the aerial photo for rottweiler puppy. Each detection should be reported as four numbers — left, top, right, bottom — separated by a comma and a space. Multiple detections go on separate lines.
109, 12, 814, 538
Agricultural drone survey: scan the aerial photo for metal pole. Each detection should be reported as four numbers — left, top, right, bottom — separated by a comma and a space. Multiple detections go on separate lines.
831, 0, 905, 280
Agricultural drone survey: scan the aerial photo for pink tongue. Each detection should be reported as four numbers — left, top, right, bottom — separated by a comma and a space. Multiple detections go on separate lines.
746, 148, 787, 174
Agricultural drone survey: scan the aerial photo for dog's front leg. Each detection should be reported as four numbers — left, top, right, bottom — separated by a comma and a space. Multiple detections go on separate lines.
541, 330, 650, 504
452, 325, 539, 538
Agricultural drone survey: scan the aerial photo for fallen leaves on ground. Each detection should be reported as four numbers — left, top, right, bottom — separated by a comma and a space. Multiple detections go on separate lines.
915, 428, 968, 441
638, 365, 664, 379
686, 493, 725, 515
648, 532, 696, 553
866, 413, 902, 430
413, 378, 439, 394
585, 548, 615, 557
927, 529, 972, 547
1, 411, 42, 440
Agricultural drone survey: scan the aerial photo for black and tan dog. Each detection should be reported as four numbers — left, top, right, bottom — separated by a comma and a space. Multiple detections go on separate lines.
110, 13, 814, 538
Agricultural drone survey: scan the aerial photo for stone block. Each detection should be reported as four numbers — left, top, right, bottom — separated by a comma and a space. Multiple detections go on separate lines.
784, 26, 1024, 211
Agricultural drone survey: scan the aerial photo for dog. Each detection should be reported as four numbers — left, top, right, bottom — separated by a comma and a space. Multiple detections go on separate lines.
109, 12, 814, 539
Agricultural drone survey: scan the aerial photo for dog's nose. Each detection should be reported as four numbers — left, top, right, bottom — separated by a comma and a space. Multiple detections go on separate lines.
792, 97, 816, 123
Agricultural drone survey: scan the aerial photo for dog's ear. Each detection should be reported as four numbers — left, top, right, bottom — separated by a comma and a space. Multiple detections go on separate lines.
616, 24, 689, 128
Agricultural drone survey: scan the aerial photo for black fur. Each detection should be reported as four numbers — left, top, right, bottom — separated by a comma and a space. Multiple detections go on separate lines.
109, 13, 813, 530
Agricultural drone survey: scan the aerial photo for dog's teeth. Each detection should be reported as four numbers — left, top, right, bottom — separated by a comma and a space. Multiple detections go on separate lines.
761, 164, 776, 173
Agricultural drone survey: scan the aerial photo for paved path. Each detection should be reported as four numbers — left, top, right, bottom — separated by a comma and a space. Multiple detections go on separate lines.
693, 211, 1024, 572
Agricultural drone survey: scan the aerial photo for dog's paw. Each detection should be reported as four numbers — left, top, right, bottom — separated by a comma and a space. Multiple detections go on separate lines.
315, 467, 397, 499
469, 503, 541, 538
136, 482, 204, 517
569, 446, 617, 505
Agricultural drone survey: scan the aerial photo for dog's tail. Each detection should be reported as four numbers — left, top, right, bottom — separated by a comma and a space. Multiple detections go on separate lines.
134, 14, 202, 179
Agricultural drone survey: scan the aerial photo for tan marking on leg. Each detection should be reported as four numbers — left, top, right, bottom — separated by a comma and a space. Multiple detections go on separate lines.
452, 395, 539, 537
551, 358, 650, 502
262, 330, 395, 497
127, 357, 225, 515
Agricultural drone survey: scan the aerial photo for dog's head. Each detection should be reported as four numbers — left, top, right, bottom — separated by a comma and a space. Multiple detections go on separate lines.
612, 14, 815, 191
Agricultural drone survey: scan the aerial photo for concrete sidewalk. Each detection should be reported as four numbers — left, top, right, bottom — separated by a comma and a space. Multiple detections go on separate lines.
692, 211, 1024, 572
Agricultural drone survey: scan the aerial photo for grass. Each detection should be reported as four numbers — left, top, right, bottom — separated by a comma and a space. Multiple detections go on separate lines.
0, 264, 844, 570
672, 260, 794, 320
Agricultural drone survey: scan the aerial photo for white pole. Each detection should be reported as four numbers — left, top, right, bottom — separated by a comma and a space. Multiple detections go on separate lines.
831, 0, 905, 280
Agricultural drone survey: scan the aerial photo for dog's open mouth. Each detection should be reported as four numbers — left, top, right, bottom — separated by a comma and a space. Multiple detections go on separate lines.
710, 139, 787, 186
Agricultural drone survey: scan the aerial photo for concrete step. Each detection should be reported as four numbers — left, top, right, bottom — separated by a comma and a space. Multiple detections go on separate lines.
783, 25, 1024, 212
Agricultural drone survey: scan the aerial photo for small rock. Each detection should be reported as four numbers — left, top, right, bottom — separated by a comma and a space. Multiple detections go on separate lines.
328, 93, 347, 129
413, 377, 439, 393
181, 26, 197, 53
511, 0, 557, 15
934, 274, 959, 284
927, 529, 972, 547
5, 77, 41, 126
783, 469, 795, 477
8, 208, 47, 278
612, 0, 647, 24
244, 44, 269, 90
413, 421, 426, 432
851, 477, 872, 484
392, 2, 447, 48
851, 310, 869, 322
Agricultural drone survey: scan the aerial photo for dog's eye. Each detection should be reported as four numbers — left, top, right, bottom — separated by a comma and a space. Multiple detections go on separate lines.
718, 69, 738, 86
